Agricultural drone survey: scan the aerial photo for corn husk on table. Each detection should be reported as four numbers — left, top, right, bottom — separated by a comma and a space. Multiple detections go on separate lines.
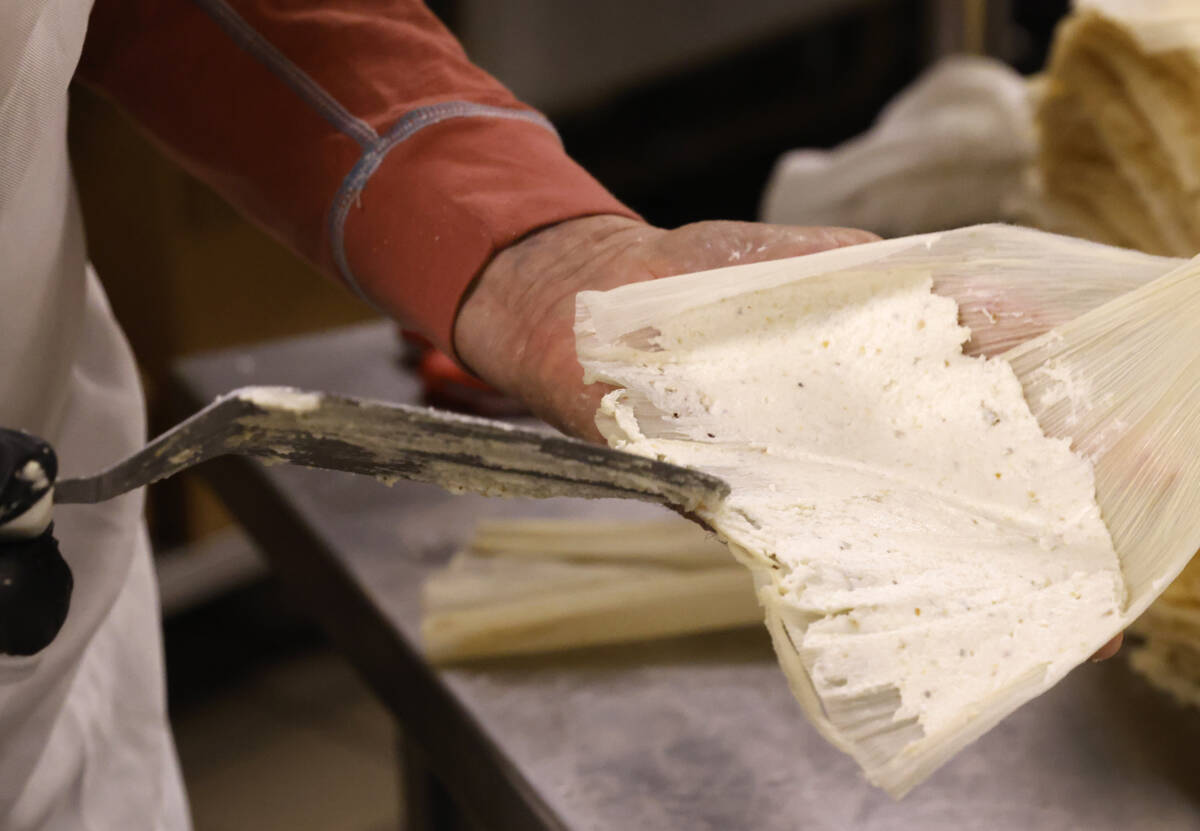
1035, 1, 1200, 256
567, 225, 1200, 796
422, 518, 760, 662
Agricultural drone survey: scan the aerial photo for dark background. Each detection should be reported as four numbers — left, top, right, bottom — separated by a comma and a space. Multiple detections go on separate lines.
436, 0, 1070, 228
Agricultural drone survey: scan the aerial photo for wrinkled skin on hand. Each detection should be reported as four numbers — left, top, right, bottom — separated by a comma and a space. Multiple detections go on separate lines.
455, 215, 876, 439
453, 214, 1122, 660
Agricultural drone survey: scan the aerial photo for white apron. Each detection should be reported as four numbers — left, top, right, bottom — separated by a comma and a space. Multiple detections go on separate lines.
0, 2, 190, 828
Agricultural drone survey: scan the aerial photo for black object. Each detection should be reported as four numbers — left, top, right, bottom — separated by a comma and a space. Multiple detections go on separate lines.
0, 428, 70, 656
0, 428, 56, 526
0, 526, 73, 656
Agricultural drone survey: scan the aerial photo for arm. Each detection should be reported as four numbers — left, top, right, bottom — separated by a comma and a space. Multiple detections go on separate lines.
77, 0, 637, 355
78, 1, 1121, 659
78, 0, 872, 433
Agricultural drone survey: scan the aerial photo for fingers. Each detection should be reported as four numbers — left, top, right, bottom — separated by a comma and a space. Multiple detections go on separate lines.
457, 217, 880, 442
758, 224, 880, 252
932, 275, 1064, 358
1091, 632, 1124, 662
754, 225, 881, 261
794, 226, 881, 247
643, 221, 879, 278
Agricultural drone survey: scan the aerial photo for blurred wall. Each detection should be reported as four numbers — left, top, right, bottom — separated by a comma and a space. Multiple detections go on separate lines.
456, 0, 874, 113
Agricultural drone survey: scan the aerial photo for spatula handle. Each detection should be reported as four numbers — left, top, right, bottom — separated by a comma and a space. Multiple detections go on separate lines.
0, 429, 72, 656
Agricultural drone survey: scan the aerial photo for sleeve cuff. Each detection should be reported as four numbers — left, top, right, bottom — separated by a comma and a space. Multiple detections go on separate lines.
337, 109, 640, 355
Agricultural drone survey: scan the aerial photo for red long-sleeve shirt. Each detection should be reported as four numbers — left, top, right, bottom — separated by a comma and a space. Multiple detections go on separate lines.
78, 0, 638, 355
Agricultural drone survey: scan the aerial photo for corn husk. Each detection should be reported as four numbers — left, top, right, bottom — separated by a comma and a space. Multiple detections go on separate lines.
1035, 3, 1200, 256
1034, 2, 1200, 705
467, 518, 731, 567
575, 224, 1197, 795
422, 518, 760, 662
1128, 551, 1200, 707
1004, 254, 1200, 619
580, 224, 1178, 364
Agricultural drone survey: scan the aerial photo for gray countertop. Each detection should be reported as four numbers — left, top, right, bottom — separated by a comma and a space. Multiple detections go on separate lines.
175, 321, 1200, 830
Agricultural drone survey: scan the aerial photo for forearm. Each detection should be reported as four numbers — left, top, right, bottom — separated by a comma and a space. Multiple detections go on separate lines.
77, 0, 635, 354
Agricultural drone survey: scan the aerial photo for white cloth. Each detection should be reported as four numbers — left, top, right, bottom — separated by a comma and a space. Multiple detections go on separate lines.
760, 56, 1035, 236
0, 2, 190, 828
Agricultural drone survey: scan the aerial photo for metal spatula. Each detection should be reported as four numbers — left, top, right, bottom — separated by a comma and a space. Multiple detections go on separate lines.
54, 386, 729, 511
0, 386, 728, 657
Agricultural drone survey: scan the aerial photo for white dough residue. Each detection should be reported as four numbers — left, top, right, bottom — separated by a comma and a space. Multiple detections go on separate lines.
576, 265, 1124, 794
234, 386, 322, 413
16, 460, 49, 492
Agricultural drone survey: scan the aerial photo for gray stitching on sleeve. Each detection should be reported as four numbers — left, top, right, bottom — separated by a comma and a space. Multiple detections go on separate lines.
191, 0, 379, 148
327, 101, 560, 301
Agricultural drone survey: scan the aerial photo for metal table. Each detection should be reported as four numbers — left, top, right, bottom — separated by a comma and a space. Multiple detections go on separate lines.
174, 321, 1200, 831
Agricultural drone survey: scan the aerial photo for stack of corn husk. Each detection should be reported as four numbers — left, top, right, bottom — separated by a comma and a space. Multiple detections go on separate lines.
1035, 0, 1200, 706
1130, 556, 1200, 707
1034, 1, 1200, 256
422, 517, 760, 662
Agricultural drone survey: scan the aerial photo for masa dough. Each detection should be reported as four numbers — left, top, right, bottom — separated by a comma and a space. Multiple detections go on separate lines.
235, 385, 322, 412
577, 261, 1125, 794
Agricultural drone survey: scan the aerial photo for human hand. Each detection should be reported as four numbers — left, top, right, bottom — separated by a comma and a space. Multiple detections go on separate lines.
454, 215, 877, 440
454, 215, 1124, 660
